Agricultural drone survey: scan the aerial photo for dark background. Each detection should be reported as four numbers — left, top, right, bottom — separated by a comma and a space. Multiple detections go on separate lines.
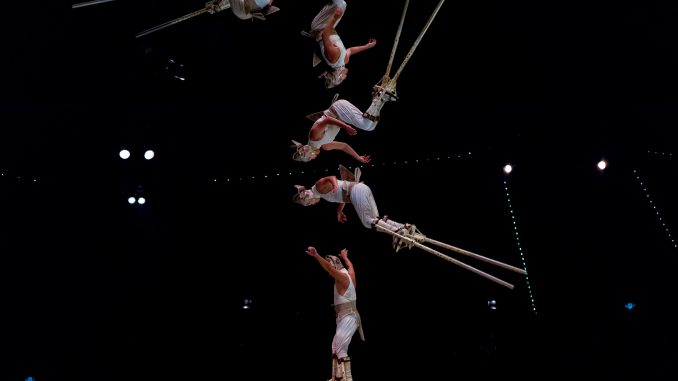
2, 0, 678, 380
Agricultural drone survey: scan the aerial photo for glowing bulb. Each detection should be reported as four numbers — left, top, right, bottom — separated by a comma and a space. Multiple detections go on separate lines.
144, 150, 155, 160
127, 197, 136, 204
119, 149, 130, 159
503, 164, 513, 174
597, 160, 607, 170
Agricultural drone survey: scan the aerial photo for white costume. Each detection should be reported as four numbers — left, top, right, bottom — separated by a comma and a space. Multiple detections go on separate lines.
230, 0, 280, 20
299, 166, 409, 235
310, 99, 380, 149
323, 255, 363, 381
306, 0, 349, 88
332, 268, 363, 358
292, 99, 381, 162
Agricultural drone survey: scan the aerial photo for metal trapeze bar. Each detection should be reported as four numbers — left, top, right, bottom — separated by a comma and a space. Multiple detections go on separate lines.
422, 237, 527, 275
72, 0, 115, 9
374, 224, 516, 289
135, 1, 231, 39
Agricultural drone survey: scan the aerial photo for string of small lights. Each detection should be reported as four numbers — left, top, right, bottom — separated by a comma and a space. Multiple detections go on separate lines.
633, 168, 676, 250
0, 170, 39, 184
503, 175, 537, 315
209, 152, 473, 185
647, 149, 673, 160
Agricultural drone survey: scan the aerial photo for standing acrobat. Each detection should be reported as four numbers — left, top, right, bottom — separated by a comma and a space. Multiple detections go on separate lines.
306, 246, 364, 381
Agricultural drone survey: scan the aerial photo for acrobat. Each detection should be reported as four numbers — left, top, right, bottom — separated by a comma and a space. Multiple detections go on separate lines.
293, 165, 527, 289
291, 92, 395, 163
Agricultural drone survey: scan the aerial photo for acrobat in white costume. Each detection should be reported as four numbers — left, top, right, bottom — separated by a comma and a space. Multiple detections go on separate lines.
292, 95, 395, 162
328, 255, 363, 381
294, 166, 527, 289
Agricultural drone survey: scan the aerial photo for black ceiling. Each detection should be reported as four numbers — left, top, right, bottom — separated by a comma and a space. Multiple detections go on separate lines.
2, 1, 678, 380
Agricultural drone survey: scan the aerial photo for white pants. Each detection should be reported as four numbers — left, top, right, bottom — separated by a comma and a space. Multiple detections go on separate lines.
349, 183, 379, 229
311, 0, 348, 41
331, 99, 378, 131
332, 313, 359, 358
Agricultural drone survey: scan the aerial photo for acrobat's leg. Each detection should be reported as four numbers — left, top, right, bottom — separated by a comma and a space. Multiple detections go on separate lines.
328, 355, 339, 381
372, 217, 422, 251
364, 85, 399, 122
371, 217, 403, 232
339, 356, 352, 381
309, 0, 347, 40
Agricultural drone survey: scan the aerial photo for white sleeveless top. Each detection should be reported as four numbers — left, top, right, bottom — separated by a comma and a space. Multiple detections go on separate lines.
320, 34, 346, 69
308, 118, 341, 149
334, 268, 356, 305
312, 179, 348, 204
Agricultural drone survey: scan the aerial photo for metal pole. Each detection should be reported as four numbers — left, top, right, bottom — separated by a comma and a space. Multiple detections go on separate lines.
375, 225, 515, 289
423, 237, 527, 275
136, 8, 211, 38
72, 0, 115, 9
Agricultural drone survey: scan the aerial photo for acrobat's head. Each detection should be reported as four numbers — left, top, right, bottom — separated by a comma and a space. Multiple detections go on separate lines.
231, 0, 280, 20
325, 255, 345, 270
291, 140, 320, 162
320, 67, 348, 89
293, 185, 321, 206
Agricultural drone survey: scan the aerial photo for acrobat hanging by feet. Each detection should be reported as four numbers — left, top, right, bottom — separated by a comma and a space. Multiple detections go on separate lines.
294, 165, 527, 289
291, 92, 394, 163
302, 1, 377, 89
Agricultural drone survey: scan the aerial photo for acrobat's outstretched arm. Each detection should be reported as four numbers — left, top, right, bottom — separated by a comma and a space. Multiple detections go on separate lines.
345, 38, 377, 63
322, 142, 370, 163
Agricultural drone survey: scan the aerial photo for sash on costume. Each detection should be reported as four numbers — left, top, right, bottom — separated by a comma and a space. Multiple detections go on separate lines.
334, 301, 365, 341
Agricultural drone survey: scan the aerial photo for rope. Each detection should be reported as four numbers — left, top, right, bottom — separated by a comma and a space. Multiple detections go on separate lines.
384, 0, 410, 81
378, 0, 446, 90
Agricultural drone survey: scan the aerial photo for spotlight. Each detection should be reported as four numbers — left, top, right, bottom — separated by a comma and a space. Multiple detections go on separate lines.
597, 159, 607, 171
624, 302, 636, 311
119, 149, 130, 159
144, 150, 155, 160
243, 298, 253, 310
128, 197, 136, 204
503, 164, 513, 174
138, 197, 146, 205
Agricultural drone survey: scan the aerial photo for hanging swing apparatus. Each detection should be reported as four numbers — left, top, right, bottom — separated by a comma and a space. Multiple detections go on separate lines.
371, 0, 447, 103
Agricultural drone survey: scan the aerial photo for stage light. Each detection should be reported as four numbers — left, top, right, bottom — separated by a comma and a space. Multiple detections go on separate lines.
488, 299, 497, 310
119, 149, 130, 159
243, 298, 253, 310
597, 160, 607, 170
25, 377, 35, 381
503, 164, 513, 174
625, 302, 636, 310
128, 197, 136, 204
138, 197, 146, 205
144, 150, 155, 160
